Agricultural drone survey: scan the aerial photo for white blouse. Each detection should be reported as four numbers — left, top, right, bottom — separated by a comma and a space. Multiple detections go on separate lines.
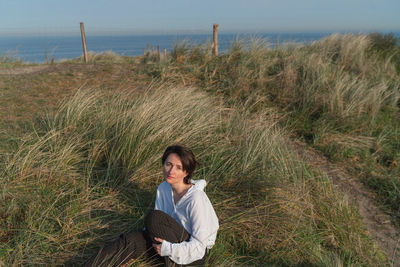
155, 179, 219, 265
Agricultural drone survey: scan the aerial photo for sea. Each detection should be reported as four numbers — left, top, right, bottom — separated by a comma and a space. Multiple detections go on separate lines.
0, 32, 399, 63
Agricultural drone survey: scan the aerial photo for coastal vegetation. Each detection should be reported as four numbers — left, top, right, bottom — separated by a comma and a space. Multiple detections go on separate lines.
0, 50, 24, 69
143, 33, 400, 223
0, 33, 399, 266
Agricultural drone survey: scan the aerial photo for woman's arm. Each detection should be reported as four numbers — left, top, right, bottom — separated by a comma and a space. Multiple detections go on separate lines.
158, 191, 219, 264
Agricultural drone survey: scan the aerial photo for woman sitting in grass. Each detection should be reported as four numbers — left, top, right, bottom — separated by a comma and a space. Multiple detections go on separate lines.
85, 144, 219, 267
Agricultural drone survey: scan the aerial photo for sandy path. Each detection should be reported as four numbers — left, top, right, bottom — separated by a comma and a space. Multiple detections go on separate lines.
0, 65, 49, 75
290, 139, 400, 266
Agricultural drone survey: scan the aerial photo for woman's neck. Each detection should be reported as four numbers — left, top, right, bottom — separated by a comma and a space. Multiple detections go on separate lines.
172, 183, 192, 204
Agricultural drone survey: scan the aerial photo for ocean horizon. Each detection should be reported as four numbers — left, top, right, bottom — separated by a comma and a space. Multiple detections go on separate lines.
1, 31, 399, 63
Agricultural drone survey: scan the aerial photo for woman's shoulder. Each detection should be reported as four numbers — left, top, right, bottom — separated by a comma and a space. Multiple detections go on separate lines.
157, 181, 171, 191
188, 188, 208, 200
186, 186, 217, 219
187, 182, 212, 205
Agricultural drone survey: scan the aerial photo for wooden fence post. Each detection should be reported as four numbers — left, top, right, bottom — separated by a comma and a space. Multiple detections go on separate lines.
80, 22, 88, 63
275, 36, 280, 49
213, 24, 219, 56
164, 48, 167, 57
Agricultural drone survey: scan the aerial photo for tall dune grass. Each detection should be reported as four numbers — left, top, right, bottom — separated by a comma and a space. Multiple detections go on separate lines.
157, 34, 399, 122
143, 33, 400, 221
0, 50, 24, 68
0, 85, 384, 265
62, 50, 137, 64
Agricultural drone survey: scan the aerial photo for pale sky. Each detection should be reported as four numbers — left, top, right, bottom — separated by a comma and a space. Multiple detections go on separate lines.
0, 0, 399, 35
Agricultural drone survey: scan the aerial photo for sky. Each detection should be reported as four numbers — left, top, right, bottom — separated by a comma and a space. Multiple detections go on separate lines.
0, 0, 399, 36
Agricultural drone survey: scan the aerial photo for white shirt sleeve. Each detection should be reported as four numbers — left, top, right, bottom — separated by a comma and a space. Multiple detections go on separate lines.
154, 186, 163, 211
160, 191, 219, 265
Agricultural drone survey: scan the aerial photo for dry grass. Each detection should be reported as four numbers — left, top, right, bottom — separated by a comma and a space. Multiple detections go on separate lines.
1, 33, 398, 266
62, 51, 139, 64
141, 33, 400, 223
0, 84, 385, 266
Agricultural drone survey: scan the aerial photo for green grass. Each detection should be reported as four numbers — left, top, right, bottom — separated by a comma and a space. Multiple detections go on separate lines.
62, 50, 140, 64
0, 85, 385, 265
1, 33, 398, 266
141, 33, 400, 224
0, 50, 24, 69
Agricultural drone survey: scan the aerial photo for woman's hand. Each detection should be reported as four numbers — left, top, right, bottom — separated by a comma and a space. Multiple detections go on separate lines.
152, 237, 164, 255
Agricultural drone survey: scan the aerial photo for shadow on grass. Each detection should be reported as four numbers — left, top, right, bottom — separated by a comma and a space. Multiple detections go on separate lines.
64, 174, 156, 266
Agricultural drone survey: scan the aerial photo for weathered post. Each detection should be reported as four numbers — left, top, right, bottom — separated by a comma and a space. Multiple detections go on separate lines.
46, 55, 49, 65
213, 24, 219, 56
164, 48, 167, 57
275, 36, 280, 49
146, 43, 150, 55
80, 22, 88, 63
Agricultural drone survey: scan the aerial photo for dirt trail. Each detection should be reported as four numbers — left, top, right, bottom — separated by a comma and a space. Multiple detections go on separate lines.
0, 65, 49, 75
289, 139, 400, 266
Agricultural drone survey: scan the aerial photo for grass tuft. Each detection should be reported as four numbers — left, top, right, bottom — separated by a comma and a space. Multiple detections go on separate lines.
142, 33, 400, 222
1, 84, 385, 265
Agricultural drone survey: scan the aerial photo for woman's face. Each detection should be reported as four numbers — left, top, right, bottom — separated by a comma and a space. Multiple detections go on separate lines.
163, 153, 188, 186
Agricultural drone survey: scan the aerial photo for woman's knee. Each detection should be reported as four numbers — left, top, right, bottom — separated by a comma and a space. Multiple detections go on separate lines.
145, 210, 169, 231
145, 210, 178, 242
145, 210, 190, 244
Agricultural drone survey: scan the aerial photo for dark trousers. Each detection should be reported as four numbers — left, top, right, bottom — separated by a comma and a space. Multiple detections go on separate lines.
84, 210, 207, 267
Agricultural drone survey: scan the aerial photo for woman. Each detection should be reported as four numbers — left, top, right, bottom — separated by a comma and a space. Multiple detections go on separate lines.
85, 145, 219, 267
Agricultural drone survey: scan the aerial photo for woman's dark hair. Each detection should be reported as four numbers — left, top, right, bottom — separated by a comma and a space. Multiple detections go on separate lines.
162, 145, 199, 184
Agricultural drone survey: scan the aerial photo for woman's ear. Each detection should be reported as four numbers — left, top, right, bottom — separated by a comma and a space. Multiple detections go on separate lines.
184, 173, 190, 184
